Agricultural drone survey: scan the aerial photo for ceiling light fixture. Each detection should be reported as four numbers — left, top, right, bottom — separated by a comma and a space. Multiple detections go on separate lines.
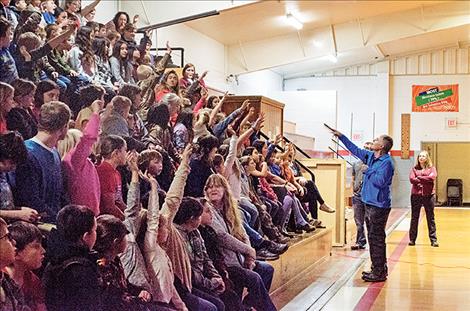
286, 13, 303, 30
326, 54, 338, 63
313, 40, 323, 48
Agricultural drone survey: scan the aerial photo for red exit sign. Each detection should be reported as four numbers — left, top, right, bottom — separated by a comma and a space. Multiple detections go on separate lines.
446, 118, 457, 128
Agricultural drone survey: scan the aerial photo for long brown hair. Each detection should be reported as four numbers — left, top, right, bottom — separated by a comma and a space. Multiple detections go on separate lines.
155, 70, 180, 96
415, 150, 433, 169
204, 174, 246, 243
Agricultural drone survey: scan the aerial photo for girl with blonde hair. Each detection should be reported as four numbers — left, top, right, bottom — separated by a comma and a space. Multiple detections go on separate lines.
409, 150, 438, 247
204, 173, 277, 311
205, 174, 246, 242
0, 82, 15, 134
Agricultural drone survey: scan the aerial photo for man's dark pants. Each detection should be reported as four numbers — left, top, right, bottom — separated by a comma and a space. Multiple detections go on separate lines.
365, 204, 391, 275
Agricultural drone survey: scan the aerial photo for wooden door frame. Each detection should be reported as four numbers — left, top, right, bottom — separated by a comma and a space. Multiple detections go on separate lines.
420, 141, 470, 203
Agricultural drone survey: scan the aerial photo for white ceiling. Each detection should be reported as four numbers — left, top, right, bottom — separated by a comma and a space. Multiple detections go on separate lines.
185, 1, 446, 45
183, 1, 470, 77
272, 24, 470, 78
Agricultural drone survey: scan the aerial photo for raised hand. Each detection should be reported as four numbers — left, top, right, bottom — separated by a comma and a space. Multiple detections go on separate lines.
166, 40, 172, 54
240, 99, 250, 111
126, 151, 139, 172
252, 113, 265, 131
200, 87, 208, 99
199, 70, 208, 80
226, 124, 236, 137
132, 14, 140, 25
325, 124, 342, 137
19, 46, 31, 62
90, 99, 104, 114
182, 144, 193, 162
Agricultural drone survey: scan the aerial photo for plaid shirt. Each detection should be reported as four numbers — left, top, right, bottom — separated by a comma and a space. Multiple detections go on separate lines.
176, 225, 222, 291
96, 257, 145, 311
0, 47, 18, 84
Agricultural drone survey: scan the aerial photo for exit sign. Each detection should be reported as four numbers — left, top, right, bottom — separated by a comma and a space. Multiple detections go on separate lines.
446, 118, 457, 128
352, 132, 363, 142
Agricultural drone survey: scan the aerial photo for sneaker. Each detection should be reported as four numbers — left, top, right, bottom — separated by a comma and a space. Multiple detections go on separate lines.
431, 241, 439, 247
320, 203, 335, 213
408, 241, 415, 246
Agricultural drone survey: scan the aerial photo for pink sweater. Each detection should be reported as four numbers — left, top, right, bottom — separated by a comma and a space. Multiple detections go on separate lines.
62, 113, 101, 215
410, 166, 437, 196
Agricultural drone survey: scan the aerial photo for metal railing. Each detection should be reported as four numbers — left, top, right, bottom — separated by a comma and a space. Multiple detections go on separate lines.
258, 131, 316, 181
149, 47, 185, 68
329, 138, 357, 166
137, 10, 220, 33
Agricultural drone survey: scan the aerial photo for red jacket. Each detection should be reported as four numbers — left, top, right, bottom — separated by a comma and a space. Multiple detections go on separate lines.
410, 166, 437, 196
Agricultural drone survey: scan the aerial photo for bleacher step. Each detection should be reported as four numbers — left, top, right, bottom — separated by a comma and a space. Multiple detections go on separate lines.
269, 228, 332, 308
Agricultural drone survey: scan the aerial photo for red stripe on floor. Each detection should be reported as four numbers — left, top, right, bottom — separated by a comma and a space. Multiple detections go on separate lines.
353, 229, 410, 311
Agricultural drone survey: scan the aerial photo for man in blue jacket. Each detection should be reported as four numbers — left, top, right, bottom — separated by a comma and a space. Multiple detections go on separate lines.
330, 128, 394, 282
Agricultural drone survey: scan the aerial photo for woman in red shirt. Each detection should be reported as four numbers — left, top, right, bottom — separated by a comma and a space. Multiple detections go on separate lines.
409, 150, 438, 247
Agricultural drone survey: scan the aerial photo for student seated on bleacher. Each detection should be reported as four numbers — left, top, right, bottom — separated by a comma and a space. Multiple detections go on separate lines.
0, 216, 27, 310
0, 131, 39, 223
0, 17, 19, 84
7, 78, 38, 140
42, 204, 101, 311
13, 101, 71, 224
5, 221, 47, 310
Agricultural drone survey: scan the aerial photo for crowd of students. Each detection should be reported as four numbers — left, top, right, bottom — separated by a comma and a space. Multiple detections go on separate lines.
0, 1, 335, 310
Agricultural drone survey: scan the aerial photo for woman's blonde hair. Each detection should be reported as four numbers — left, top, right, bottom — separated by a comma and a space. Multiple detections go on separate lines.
0, 82, 14, 107
57, 129, 83, 159
204, 174, 247, 243
415, 150, 433, 169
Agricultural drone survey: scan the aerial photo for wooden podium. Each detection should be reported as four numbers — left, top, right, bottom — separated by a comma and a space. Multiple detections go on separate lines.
299, 158, 347, 247
221, 96, 285, 138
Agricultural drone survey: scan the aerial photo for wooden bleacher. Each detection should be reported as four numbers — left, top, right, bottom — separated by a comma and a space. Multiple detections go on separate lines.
219, 96, 350, 305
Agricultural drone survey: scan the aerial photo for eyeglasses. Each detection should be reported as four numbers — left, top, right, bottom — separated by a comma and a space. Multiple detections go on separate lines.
0, 232, 14, 242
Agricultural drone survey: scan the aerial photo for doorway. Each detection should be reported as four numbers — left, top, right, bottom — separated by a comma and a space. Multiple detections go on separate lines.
421, 142, 470, 204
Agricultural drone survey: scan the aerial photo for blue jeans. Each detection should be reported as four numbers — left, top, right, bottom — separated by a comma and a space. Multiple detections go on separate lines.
239, 198, 259, 228
353, 195, 367, 246
176, 279, 218, 311
241, 211, 264, 249
227, 262, 276, 311
40, 72, 71, 93
55, 75, 71, 92
192, 287, 225, 311
292, 196, 308, 226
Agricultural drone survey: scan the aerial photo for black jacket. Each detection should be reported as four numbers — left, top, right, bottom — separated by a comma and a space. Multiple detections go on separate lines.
6, 107, 38, 140
42, 228, 102, 311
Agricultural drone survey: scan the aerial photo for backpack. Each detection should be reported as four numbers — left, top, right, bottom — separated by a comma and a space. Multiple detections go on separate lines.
43, 256, 92, 311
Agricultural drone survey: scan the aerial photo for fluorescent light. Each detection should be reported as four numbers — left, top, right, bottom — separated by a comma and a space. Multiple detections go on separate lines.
286, 13, 303, 30
313, 40, 323, 48
326, 54, 338, 63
